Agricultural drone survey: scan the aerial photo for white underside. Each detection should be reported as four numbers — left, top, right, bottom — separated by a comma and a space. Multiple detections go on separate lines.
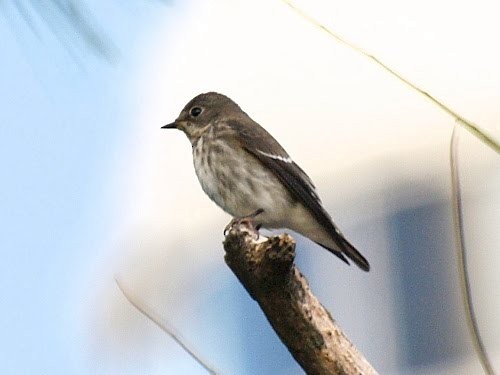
192, 135, 340, 251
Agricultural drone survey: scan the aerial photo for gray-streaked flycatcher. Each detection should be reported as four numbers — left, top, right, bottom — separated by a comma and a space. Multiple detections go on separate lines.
162, 92, 369, 271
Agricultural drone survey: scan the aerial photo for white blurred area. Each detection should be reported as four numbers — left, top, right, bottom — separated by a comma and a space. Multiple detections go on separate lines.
85, 0, 499, 374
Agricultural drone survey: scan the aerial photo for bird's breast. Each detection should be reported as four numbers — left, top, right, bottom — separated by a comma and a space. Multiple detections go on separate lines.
192, 135, 293, 225
192, 136, 225, 207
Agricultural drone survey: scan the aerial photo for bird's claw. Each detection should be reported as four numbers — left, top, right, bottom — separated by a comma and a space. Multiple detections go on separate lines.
224, 208, 264, 236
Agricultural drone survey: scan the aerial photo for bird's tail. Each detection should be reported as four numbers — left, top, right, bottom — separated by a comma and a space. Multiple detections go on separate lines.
315, 237, 370, 272
339, 237, 370, 272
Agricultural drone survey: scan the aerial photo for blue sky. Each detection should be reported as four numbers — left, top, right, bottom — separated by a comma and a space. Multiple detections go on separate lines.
0, 2, 176, 373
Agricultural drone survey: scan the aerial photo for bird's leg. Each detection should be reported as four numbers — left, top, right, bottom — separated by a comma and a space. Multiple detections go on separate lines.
224, 208, 264, 236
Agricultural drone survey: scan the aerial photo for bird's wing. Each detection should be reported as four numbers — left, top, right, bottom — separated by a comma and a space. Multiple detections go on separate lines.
228, 119, 370, 271
228, 119, 347, 250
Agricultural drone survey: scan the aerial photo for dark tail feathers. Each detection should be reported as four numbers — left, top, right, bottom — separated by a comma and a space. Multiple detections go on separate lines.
316, 238, 370, 272
339, 237, 370, 271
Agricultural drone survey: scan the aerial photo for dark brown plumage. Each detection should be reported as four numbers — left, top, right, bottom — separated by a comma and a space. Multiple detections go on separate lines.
163, 92, 369, 271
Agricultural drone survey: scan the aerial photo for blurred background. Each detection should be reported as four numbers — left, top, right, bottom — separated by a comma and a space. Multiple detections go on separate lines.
0, 0, 498, 374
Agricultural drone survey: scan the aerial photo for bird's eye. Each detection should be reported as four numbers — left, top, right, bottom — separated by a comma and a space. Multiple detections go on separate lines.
190, 107, 202, 117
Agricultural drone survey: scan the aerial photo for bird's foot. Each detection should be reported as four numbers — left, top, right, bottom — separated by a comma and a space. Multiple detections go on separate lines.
224, 208, 264, 236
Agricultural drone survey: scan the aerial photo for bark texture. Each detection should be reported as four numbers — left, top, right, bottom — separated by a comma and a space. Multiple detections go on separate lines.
223, 220, 378, 375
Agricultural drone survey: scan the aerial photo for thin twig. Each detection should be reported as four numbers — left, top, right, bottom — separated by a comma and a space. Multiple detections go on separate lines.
281, 0, 500, 153
450, 126, 495, 375
115, 277, 220, 375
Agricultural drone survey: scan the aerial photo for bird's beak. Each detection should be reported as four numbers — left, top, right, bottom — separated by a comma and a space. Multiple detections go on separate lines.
161, 122, 177, 129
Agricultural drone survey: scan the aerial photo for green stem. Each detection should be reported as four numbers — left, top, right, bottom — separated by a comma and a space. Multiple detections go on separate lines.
282, 0, 500, 153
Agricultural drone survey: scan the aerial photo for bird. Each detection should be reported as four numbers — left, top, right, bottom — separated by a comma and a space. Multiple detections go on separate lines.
162, 92, 370, 271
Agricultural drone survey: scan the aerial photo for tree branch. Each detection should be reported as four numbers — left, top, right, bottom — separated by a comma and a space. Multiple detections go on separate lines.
223, 221, 378, 375
115, 278, 219, 375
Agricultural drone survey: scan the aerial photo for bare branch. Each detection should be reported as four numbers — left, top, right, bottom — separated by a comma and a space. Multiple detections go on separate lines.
281, 0, 500, 153
223, 221, 378, 375
115, 277, 220, 375
449, 126, 495, 375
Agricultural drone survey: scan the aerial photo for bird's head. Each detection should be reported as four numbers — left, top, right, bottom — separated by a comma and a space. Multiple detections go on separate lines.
162, 92, 243, 143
